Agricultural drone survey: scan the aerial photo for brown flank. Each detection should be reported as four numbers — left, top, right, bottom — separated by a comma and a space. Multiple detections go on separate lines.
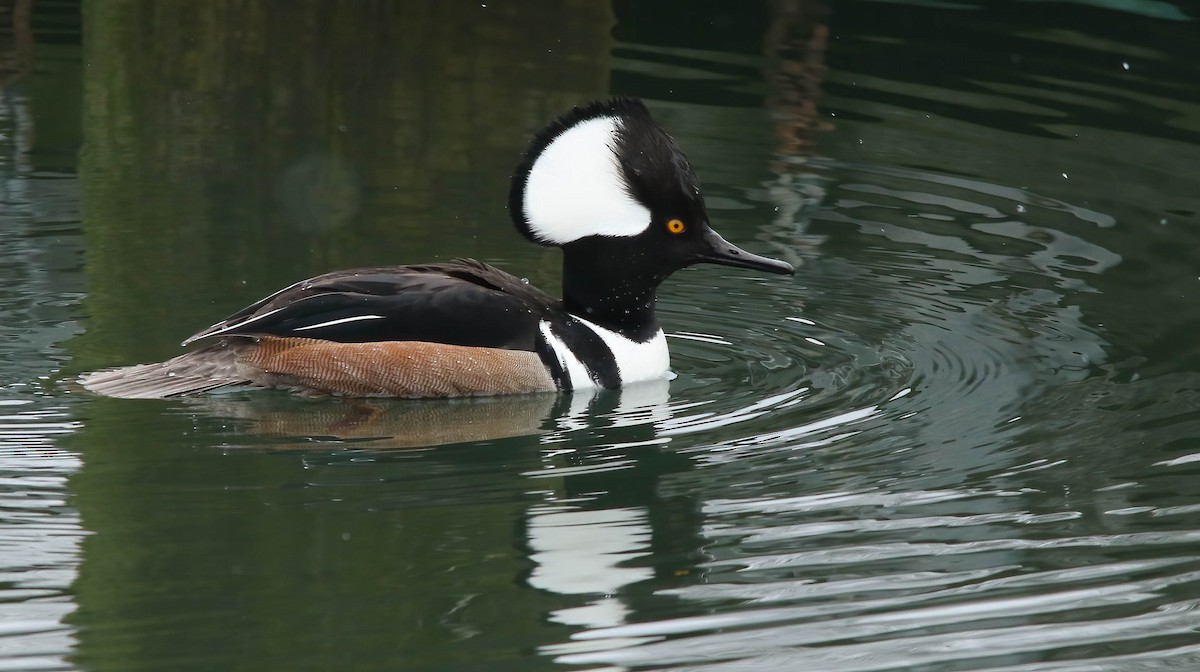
80, 337, 556, 399
241, 337, 555, 397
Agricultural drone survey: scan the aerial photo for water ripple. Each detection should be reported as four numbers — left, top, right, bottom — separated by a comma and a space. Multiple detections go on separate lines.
0, 406, 82, 670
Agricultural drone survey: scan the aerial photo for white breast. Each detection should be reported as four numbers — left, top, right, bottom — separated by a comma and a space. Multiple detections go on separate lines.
576, 318, 670, 386
539, 319, 671, 390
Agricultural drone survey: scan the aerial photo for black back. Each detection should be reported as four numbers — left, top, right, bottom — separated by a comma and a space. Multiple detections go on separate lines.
187, 260, 560, 352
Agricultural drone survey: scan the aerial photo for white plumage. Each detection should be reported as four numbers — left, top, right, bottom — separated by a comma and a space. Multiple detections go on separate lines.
522, 116, 652, 245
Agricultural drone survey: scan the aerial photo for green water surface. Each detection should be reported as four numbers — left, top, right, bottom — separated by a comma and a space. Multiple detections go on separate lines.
2, 1, 1199, 670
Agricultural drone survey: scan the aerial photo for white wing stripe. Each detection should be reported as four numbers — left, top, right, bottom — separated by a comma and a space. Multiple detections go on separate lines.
184, 306, 289, 344
293, 315, 386, 332
226, 306, 286, 329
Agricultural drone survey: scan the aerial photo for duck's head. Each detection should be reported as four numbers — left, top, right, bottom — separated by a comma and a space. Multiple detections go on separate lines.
508, 98, 794, 283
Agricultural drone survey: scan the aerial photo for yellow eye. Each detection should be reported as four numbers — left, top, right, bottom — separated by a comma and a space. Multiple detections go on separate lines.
666, 219, 686, 234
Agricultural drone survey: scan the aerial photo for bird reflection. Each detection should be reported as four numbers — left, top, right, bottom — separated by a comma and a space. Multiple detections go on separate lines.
185, 377, 673, 451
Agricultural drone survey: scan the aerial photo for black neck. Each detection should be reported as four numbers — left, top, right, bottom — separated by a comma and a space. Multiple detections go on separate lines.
561, 245, 663, 342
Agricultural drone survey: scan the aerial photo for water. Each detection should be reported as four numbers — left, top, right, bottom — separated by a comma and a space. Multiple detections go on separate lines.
2, 0, 1199, 669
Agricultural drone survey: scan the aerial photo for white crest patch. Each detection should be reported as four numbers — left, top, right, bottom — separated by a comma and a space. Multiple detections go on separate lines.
522, 116, 652, 245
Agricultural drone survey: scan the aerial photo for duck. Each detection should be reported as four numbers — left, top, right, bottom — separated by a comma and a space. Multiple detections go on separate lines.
80, 98, 794, 399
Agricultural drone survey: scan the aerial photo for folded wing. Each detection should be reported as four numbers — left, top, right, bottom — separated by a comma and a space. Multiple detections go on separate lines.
184, 260, 558, 351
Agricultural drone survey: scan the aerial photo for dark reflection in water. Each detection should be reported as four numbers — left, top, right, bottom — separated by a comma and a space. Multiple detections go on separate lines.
76, 0, 614, 367
0, 0, 1197, 670
198, 393, 561, 450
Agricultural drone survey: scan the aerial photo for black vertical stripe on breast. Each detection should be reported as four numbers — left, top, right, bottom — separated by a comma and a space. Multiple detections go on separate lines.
554, 317, 622, 390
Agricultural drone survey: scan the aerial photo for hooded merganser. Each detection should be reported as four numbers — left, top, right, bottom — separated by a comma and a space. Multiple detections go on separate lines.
80, 98, 794, 399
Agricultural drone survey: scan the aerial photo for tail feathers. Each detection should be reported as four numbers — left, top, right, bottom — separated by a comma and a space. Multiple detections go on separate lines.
79, 345, 253, 399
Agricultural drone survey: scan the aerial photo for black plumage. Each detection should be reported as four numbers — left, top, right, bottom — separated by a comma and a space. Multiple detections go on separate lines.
186, 259, 559, 351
